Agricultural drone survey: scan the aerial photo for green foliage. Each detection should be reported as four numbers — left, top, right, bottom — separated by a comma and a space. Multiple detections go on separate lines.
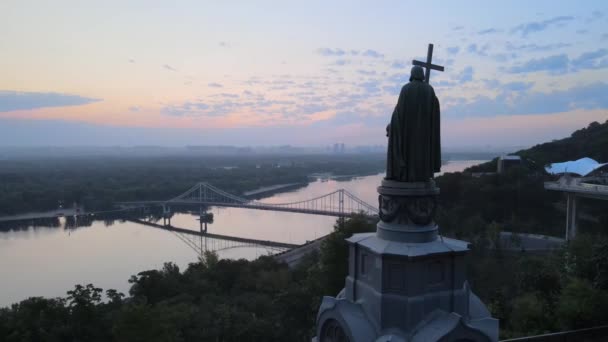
319, 215, 375, 294
508, 293, 548, 336
447, 120, 608, 239
518, 120, 608, 169
0, 297, 71, 342
0, 154, 385, 216
466, 120, 608, 174
438, 120, 608, 337
473, 234, 608, 338
112, 302, 194, 342
556, 278, 608, 330
436, 167, 563, 238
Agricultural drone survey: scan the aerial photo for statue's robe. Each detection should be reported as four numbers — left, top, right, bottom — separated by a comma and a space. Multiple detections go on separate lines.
386, 80, 441, 182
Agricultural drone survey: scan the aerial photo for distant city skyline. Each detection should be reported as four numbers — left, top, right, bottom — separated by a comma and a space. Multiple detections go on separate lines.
1, 0, 607, 148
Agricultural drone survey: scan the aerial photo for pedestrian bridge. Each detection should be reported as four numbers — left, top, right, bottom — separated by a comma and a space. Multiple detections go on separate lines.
118, 182, 378, 218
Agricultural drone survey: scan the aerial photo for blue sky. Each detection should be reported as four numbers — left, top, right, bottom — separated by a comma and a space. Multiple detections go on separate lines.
0, 0, 607, 148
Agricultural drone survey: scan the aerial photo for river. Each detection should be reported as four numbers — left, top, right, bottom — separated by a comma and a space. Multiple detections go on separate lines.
0, 160, 485, 307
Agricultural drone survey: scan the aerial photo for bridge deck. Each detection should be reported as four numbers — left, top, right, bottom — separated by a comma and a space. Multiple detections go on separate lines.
119, 200, 372, 217
127, 218, 300, 249
0, 208, 84, 222
545, 181, 608, 200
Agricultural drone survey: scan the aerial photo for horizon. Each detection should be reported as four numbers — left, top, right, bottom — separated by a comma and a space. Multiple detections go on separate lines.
1, 1, 607, 148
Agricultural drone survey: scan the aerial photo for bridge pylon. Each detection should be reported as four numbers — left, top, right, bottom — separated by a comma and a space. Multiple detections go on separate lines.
338, 189, 345, 228
198, 206, 214, 233
162, 204, 172, 226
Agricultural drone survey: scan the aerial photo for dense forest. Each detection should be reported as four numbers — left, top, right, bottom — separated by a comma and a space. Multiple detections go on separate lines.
468, 119, 608, 174
0, 154, 385, 216
442, 120, 608, 238
0, 151, 499, 217
1, 120, 608, 340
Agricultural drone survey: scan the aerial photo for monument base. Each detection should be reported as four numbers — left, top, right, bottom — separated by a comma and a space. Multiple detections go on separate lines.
314, 179, 498, 341
315, 233, 498, 341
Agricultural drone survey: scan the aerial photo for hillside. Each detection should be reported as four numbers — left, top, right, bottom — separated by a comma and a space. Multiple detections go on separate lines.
467, 119, 608, 173
437, 119, 608, 239
433, 121, 608, 337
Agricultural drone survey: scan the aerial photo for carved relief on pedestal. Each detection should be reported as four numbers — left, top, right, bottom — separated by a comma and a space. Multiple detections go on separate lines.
378, 194, 437, 226
377, 180, 439, 226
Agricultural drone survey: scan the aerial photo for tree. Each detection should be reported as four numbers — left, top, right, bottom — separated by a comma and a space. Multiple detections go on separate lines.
0, 297, 71, 342
508, 293, 550, 336
66, 284, 109, 341
556, 278, 608, 330
318, 214, 375, 295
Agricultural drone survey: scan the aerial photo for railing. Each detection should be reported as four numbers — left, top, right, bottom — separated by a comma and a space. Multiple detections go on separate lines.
544, 181, 608, 194
500, 325, 608, 342
580, 182, 608, 192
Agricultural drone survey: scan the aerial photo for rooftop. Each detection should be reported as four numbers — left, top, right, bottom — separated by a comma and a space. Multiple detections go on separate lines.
545, 157, 608, 177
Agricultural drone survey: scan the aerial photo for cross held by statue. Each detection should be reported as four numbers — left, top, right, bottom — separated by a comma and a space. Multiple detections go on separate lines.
412, 43, 445, 84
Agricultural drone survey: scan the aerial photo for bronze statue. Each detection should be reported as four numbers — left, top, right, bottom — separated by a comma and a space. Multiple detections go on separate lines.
386, 65, 441, 182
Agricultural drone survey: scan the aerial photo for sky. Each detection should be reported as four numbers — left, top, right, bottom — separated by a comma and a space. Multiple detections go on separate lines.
1, 0, 607, 149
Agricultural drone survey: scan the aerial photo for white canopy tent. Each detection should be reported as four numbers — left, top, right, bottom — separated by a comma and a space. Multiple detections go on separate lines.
545, 157, 608, 177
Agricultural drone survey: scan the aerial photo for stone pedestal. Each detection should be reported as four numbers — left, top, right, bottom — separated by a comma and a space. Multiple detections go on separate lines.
314, 180, 498, 342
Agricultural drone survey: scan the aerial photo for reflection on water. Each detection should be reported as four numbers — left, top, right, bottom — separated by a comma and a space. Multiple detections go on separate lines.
0, 159, 484, 307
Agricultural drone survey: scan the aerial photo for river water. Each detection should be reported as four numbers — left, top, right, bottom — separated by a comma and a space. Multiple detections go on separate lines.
0, 160, 484, 306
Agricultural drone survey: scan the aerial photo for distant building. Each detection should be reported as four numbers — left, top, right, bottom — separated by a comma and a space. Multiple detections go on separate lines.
497, 155, 522, 173
354, 145, 385, 153
333, 143, 346, 154
185, 145, 252, 155
275, 159, 293, 168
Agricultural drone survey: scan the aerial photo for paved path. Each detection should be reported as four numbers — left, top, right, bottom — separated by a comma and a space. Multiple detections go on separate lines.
499, 232, 564, 253
0, 208, 84, 222
274, 235, 328, 267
